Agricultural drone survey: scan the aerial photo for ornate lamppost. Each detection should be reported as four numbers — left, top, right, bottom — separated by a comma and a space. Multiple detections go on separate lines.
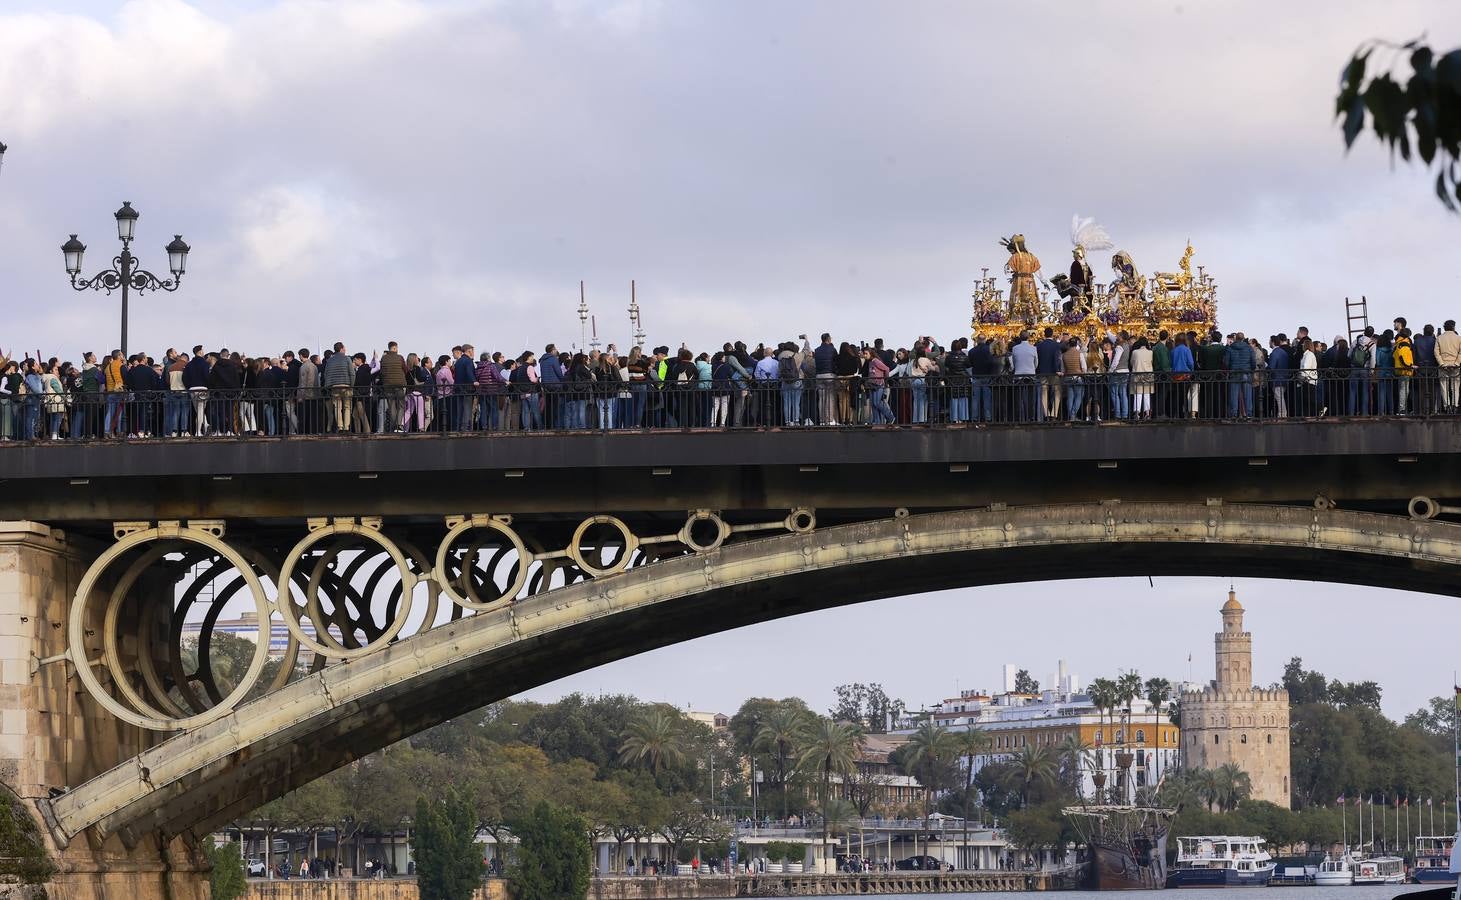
61, 201, 190, 357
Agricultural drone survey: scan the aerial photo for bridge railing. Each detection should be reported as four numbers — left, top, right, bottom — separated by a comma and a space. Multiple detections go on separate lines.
2, 367, 1457, 441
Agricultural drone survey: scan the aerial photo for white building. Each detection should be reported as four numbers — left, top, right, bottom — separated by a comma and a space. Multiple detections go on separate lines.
906, 660, 1183, 801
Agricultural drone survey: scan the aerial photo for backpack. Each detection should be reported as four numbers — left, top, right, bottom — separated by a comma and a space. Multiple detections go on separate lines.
777, 355, 798, 383
1351, 342, 1370, 366
80, 367, 103, 393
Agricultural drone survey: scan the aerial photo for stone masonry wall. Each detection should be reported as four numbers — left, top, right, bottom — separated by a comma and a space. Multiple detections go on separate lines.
0, 522, 211, 900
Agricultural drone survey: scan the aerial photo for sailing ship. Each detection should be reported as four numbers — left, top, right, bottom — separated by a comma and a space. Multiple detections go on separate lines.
1063, 700, 1172, 890
1065, 805, 1173, 890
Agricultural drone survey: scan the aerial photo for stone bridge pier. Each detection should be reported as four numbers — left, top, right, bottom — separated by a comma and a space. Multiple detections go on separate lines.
0, 522, 209, 900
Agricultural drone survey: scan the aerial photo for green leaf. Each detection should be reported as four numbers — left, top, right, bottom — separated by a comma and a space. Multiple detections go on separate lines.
1438, 50, 1461, 92
1342, 96, 1366, 148
1411, 46, 1434, 81
1340, 52, 1368, 91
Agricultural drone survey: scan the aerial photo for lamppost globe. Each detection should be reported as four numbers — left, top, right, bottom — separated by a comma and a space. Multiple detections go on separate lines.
165, 235, 191, 277
61, 235, 87, 275
114, 201, 139, 243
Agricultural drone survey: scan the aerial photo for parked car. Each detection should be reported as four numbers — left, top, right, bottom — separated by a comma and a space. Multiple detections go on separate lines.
894, 855, 942, 871
246, 858, 267, 877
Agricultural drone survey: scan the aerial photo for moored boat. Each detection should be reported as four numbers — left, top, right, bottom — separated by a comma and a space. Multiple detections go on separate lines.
1065, 805, 1173, 890
1413, 835, 1458, 884
1353, 855, 1406, 884
1164, 835, 1275, 888
1313, 853, 1353, 887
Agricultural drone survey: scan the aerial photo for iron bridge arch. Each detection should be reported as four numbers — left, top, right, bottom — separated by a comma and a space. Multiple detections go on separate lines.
42, 500, 1461, 849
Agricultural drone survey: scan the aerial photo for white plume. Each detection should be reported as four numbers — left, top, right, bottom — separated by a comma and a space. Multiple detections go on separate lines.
1070, 215, 1114, 252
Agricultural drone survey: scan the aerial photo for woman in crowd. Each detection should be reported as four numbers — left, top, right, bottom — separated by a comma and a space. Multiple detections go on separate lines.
1130, 336, 1155, 420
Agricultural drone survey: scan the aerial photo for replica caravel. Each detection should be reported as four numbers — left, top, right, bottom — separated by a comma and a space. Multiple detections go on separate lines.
972, 215, 1219, 344
1063, 703, 1175, 891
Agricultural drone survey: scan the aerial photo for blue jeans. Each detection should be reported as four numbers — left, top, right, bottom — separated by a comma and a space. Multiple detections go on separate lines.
1228, 373, 1254, 417
1348, 370, 1370, 416
22, 398, 40, 440
0, 397, 11, 439
520, 395, 542, 430
1375, 373, 1393, 415
626, 386, 646, 428
104, 392, 126, 435
163, 392, 187, 435
595, 397, 615, 429
1065, 380, 1085, 419
869, 385, 894, 423
949, 395, 969, 423
1109, 374, 1130, 419
479, 395, 500, 430
780, 382, 801, 426
912, 378, 928, 423
970, 378, 992, 422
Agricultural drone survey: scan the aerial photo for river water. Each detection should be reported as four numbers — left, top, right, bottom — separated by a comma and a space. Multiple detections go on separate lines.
816, 888, 1448, 899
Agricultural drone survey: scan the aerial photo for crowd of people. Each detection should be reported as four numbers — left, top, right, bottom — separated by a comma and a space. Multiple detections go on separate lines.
0, 316, 1458, 441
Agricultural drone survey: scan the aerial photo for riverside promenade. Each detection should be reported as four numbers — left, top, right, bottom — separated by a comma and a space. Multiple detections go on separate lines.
245, 870, 1075, 900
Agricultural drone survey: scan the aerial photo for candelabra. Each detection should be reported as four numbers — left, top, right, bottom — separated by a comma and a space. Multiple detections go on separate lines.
61, 202, 190, 357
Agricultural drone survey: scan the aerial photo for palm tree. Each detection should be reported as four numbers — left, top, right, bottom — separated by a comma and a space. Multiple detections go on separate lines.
755, 707, 808, 820
902, 722, 955, 818
1144, 677, 1172, 782
951, 729, 992, 869
618, 710, 686, 776
1087, 678, 1119, 800
1056, 734, 1096, 800
1193, 767, 1220, 812
1215, 763, 1252, 812
797, 718, 863, 871
1009, 744, 1058, 809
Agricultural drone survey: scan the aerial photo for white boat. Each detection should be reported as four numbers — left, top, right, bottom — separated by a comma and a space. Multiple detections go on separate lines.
1165, 835, 1276, 888
1352, 855, 1406, 884
1314, 853, 1354, 887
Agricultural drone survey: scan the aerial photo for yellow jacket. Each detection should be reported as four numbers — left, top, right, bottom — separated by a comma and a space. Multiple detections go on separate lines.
103, 357, 125, 391
1393, 338, 1414, 377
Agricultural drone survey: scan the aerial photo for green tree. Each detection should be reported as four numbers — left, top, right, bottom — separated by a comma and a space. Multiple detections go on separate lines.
205, 842, 246, 900
951, 728, 991, 866
1335, 38, 1461, 210
1056, 734, 1096, 800
797, 717, 863, 867
898, 722, 957, 818
1013, 669, 1040, 694
755, 706, 810, 819
1403, 694, 1458, 736
1009, 745, 1058, 809
830, 683, 906, 732
617, 710, 686, 776
1144, 678, 1172, 781
415, 789, 486, 900
508, 802, 591, 900
1214, 763, 1253, 813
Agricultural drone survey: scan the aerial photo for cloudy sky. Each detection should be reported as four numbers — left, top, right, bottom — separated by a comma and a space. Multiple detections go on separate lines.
5, 1, 1459, 719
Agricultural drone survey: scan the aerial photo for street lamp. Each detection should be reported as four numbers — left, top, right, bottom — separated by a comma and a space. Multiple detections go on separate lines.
63, 201, 189, 357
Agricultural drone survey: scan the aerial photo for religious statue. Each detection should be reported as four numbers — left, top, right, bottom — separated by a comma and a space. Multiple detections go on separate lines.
1109, 250, 1148, 320
1000, 233, 1044, 322
1060, 216, 1114, 315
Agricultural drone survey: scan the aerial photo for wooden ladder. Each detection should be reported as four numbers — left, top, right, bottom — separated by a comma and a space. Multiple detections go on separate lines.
1345, 295, 1370, 345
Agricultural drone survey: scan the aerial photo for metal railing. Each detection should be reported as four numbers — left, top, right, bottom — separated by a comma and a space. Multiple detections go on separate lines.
0, 367, 1457, 442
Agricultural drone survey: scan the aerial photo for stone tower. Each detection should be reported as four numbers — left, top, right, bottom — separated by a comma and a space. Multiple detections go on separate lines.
1179, 590, 1291, 808
1215, 590, 1252, 688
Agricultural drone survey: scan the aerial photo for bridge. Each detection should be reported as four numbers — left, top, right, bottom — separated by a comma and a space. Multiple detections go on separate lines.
1, 419, 1459, 899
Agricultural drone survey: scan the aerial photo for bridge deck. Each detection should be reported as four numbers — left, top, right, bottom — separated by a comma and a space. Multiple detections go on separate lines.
1, 420, 1457, 528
